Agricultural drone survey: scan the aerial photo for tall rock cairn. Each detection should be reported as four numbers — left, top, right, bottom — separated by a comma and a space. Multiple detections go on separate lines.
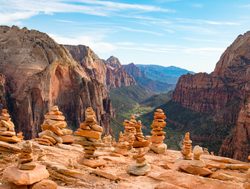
114, 132, 129, 156
0, 109, 20, 143
133, 120, 150, 148
74, 107, 103, 159
36, 106, 73, 146
127, 116, 150, 176
181, 132, 192, 160
150, 109, 167, 154
123, 119, 136, 149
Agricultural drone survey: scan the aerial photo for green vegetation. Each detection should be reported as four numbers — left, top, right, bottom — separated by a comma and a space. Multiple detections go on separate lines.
140, 100, 234, 153
109, 85, 172, 138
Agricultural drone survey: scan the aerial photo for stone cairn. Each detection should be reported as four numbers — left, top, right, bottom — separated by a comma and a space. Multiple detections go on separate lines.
193, 145, 203, 160
0, 109, 21, 143
3, 141, 57, 188
74, 107, 104, 167
127, 147, 151, 176
181, 132, 192, 160
114, 132, 129, 156
36, 106, 73, 146
123, 118, 136, 150
18, 141, 36, 170
103, 134, 112, 147
133, 120, 150, 148
150, 109, 167, 154
127, 117, 150, 176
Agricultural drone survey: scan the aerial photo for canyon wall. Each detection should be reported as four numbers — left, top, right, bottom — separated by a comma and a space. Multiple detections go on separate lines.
0, 26, 112, 138
172, 31, 250, 161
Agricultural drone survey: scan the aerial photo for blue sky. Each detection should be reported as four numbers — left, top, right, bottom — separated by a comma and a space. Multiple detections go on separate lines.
1, 0, 250, 72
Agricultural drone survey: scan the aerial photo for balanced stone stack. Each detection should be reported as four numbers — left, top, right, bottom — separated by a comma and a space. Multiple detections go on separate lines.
150, 109, 167, 154
181, 132, 192, 160
36, 106, 73, 146
127, 148, 151, 176
74, 107, 103, 160
114, 132, 129, 156
127, 117, 150, 176
18, 141, 36, 170
102, 134, 112, 147
123, 119, 136, 149
3, 141, 57, 188
133, 120, 150, 148
0, 109, 21, 143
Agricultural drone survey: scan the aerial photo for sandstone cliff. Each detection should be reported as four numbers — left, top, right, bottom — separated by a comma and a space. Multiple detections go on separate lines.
173, 31, 250, 161
0, 26, 112, 138
105, 56, 136, 89
65, 46, 135, 89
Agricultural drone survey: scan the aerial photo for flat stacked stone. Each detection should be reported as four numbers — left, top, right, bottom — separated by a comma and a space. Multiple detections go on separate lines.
0, 109, 21, 143
103, 134, 112, 147
36, 106, 73, 146
18, 141, 36, 170
2, 141, 57, 188
127, 148, 151, 176
74, 107, 105, 168
127, 117, 150, 176
114, 132, 129, 156
181, 132, 192, 160
150, 109, 167, 154
123, 118, 136, 150
133, 120, 150, 148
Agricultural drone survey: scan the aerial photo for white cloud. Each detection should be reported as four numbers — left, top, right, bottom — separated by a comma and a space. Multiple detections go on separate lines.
49, 33, 116, 54
0, 0, 174, 25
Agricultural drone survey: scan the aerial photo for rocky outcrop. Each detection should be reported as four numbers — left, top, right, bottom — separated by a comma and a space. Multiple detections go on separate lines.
172, 31, 250, 161
65, 46, 135, 89
64, 45, 107, 85
105, 56, 136, 89
0, 26, 112, 139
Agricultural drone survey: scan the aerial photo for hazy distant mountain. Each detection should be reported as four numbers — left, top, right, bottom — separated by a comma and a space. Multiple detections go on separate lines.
136, 64, 194, 84
123, 63, 192, 93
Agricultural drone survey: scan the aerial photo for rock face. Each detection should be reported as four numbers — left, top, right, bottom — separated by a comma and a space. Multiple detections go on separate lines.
105, 56, 136, 89
0, 26, 112, 139
172, 31, 250, 161
65, 46, 136, 89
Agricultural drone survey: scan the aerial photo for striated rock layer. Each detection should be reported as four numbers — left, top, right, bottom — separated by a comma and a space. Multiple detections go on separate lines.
65, 46, 136, 90
173, 31, 250, 161
0, 26, 112, 138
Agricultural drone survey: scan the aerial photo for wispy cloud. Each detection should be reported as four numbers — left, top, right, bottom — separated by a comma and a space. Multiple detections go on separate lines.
50, 33, 116, 54
0, 0, 174, 24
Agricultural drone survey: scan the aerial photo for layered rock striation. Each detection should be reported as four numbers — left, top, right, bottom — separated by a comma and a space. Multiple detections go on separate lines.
172, 31, 250, 161
0, 26, 112, 139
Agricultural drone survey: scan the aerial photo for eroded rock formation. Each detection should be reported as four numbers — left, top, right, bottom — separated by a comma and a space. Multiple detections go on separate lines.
173, 31, 250, 161
0, 26, 112, 139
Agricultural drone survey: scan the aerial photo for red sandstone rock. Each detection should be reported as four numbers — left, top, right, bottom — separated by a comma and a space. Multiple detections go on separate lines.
0, 26, 112, 139
172, 31, 250, 161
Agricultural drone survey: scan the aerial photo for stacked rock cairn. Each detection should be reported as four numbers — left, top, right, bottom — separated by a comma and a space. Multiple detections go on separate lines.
114, 132, 129, 156
133, 120, 150, 148
3, 141, 57, 188
0, 109, 21, 143
123, 118, 136, 150
36, 106, 73, 146
74, 107, 103, 159
150, 109, 167, 154
181, 132, 192, 160
18, 141, 36, 170
127, 116, 150, 176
